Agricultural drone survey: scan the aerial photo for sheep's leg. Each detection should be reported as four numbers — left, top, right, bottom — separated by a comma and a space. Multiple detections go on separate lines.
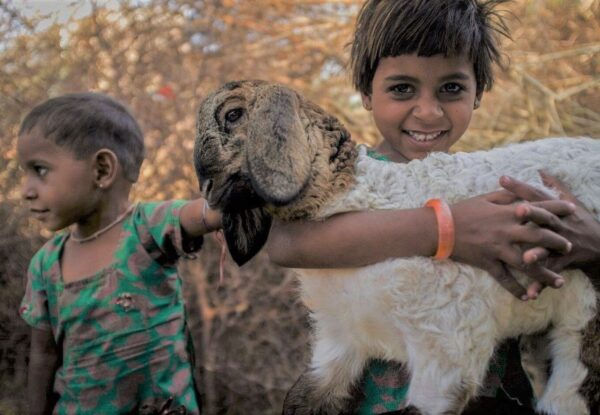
519, 333, 551, 401
405, 346, 489, 415
406, 364, 476, 415
535, 328, 589, 415
283, 336, 367, 415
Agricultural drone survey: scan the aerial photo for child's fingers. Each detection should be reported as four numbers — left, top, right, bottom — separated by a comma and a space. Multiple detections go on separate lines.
539, 170, 580, 205
526, 281, 544, 300
523, 263, 564, 292
515, 203, 574, 230
484, 189, 520, 205
508, 247, 564, 299
500, 175, 553, 202
488, 262, 529, 301
520, 245, 566, 299
529, 200, 576, 217
516, 225, 572, 254
522, 246, 550, 265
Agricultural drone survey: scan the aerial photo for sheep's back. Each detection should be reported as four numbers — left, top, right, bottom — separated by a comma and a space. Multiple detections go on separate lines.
318, 137, 600, 216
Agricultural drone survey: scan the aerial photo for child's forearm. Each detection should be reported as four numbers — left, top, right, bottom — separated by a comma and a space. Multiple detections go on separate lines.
267, 208, 438, 268
267, 195, 571, 271
267, 190, 575, 300
28, 328, 59, 415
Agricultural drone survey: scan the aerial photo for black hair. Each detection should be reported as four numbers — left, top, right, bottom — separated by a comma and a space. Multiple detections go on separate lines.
19, 92, 145, 182
350, 0, 511, 95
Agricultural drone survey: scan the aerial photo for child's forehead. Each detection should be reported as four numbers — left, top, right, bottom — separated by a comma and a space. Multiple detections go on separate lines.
17, 128, 75, 162
377, 53, 475, 78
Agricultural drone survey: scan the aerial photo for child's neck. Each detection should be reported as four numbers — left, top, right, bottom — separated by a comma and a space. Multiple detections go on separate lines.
375, 141, 412, 164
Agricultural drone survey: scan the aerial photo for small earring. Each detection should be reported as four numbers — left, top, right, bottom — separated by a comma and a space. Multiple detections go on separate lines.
99, 184, 104, 189
474, 98, 480, 109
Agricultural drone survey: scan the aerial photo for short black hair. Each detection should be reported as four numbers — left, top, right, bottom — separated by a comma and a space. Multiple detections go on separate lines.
350, 0, 511, 96
19, 92, 145, 182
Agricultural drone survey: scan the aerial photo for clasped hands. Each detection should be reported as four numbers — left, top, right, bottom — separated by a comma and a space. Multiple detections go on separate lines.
451, 172, 600, 300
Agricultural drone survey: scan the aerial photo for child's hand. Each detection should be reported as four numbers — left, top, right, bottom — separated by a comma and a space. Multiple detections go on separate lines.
502, 173, 600, 288
449, 189, 574, 301
180, 199, 223, 238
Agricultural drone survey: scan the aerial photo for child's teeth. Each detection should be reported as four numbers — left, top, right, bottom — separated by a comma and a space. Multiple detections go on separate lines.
409, 131, 442, 141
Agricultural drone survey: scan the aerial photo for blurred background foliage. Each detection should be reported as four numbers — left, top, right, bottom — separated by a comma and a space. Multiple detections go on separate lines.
0, 0, 598, 413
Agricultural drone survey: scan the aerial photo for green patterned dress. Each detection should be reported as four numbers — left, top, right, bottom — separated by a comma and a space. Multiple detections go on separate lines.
20, 201, 202, 414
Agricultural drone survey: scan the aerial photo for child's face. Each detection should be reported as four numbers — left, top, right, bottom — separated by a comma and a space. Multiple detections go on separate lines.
362, 53, 481, 162
18, 128, 99, 231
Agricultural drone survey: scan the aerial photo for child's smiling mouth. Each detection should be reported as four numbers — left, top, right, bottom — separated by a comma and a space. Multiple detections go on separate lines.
404, 130, 447, 142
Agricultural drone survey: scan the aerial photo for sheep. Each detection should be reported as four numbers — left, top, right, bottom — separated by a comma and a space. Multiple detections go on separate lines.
193, 80, 600, 415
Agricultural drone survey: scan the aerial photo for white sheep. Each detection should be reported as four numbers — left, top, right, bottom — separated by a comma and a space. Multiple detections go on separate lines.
193, 80, 600, 415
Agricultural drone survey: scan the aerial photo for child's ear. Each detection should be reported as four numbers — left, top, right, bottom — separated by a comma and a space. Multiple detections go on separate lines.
93, 149, 119, 188
361, 93, 373, 111
474, 93, 483, 110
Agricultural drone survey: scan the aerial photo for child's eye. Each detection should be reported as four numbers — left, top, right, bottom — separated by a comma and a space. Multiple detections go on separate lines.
440, 82, 465, 94
389, 83, 414, 97
34, 165, 48, 177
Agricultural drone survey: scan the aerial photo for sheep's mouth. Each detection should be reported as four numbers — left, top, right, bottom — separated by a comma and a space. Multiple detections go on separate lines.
214, 172, 266, 212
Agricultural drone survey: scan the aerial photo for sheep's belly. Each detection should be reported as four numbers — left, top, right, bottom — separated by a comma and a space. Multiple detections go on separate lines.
295, 257, 595, 362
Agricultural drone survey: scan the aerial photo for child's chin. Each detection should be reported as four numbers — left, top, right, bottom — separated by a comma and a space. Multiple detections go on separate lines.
44, 221, 68, 233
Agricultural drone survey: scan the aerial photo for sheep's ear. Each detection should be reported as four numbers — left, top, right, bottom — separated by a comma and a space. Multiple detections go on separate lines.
222, 207, 272, 266
246, 86, 311, 206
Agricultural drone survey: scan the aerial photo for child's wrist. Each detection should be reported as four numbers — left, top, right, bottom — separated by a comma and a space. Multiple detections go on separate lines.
201, 200, 221, 232
420, 207, 439, 257
424, 199, 455, 260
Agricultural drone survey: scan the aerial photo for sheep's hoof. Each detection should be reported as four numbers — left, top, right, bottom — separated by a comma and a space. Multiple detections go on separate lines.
536, 393, 589, 415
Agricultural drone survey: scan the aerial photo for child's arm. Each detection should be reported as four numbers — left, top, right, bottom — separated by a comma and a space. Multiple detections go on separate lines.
179, 198, 222, 237
28, 328, 60, 415
266, 184, 574, 300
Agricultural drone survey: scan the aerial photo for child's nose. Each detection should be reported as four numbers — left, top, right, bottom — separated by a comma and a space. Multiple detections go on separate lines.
413, 97, 443, 121
21, 178, 37, 200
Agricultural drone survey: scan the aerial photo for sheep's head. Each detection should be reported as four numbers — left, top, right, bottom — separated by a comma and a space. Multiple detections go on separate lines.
194, 80, 356, 265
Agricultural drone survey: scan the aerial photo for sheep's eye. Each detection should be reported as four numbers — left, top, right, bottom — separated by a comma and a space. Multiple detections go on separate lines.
225, 108, 244, 123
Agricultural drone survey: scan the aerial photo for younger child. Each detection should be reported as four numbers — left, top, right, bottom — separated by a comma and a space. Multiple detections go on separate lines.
18, 92, 221, 414
269, 0, 600, 413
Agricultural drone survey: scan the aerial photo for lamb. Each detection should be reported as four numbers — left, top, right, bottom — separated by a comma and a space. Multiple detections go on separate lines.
193, 80, 600, 415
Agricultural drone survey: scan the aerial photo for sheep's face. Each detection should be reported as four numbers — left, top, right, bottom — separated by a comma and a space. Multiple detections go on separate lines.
195, 80, 313, 210
194, 80, 355, 265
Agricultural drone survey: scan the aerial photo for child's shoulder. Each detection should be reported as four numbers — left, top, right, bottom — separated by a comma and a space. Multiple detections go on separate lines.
132, 199, 188, 224
29, 232, 68, 271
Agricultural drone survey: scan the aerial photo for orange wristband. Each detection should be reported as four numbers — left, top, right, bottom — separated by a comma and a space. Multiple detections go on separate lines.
425, 198, 455, 260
